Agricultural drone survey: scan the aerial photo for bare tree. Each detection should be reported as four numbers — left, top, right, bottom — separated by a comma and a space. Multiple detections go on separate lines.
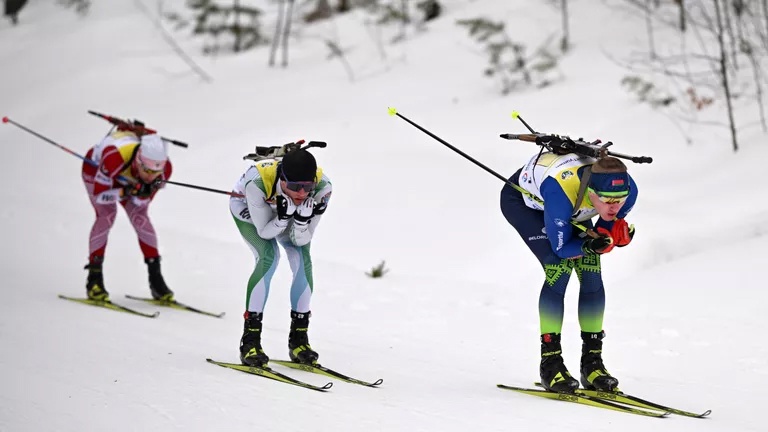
268, 0, 286, 66
674, 0, 686, 31
561, 0, 570, 52
281, 0, 296, 67
763, 0, 768, 46
646, 0, 657, 59
268, 0, 296, 67
713, 0, 738, 151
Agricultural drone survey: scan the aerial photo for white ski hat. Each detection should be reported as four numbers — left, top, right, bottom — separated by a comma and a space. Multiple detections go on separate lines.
137, 134, 168, 171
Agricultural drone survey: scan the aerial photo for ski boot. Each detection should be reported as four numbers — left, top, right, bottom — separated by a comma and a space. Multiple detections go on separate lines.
580, 330, 619, 391
85, 256, 109, 301
539, 333, 579, 393
240, 311, 270, 367
288, 310, 319, 365
145, 256, 174, 301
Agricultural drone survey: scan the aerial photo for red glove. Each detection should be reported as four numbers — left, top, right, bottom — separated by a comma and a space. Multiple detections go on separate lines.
610, 219, 634, 247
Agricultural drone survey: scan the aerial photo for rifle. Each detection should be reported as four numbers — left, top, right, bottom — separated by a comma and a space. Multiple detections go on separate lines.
500, 112, 653, 164
88, 110, 189, 148
243, 139, 327, 162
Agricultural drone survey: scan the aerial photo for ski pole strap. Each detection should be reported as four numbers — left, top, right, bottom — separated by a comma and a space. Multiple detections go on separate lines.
506, 178, 596, 238
572, 166, 592, 214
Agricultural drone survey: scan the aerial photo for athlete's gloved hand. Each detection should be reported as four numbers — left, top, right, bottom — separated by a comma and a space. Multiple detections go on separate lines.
124, 181, 156, 198
276, 195, 297, 220
582, 233, 615, 255
611, 219, 635, 247
293, 198, 315, 225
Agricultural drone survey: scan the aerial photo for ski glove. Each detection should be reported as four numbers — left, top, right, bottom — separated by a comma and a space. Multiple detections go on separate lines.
125, 181, 157, 198
276, 195, 297, 220
611, 219, 635, 247
582, 233, 614, 255
293, 198, 315, 225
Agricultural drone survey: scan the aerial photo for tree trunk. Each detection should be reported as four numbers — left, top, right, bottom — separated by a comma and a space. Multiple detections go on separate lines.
676, 0, 686, 32
268, 0, 285, 67
561, 0, 570, 52
400, 0, 409, 40
722, 0, 738, 69
746, 43, 768, 132
713, 0, 739, 151
233, 0, 242, 53
337, 0, 350, 13
646, 0, 657, 59
281, 0, 295, 67
764, 0, 768, 48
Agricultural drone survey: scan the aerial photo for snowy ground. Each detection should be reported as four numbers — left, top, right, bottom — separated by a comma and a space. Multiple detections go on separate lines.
1, 1, 766, 431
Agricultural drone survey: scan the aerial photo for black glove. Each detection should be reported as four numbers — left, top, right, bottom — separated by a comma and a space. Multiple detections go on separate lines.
581, 234, 614, 255
125, 181, 157, 198
276, 195, 296, 220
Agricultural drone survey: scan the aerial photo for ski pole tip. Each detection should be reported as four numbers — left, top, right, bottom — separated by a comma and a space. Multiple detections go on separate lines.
1, 116, 8, 123
387, 107, 397, 116
511, 111, 520, 119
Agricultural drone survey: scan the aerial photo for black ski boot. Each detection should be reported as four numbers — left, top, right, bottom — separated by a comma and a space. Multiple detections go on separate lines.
539, 333, 579, 393
580, 330, 619, 391
84, 256, 109, 301
288, 311, 319, 365
240, 311, 269, 367
145, 257, 174, 301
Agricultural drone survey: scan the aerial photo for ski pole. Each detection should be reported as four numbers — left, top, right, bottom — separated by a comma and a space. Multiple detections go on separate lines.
161, 180, 243, 198
3, 116, 236, 197
386, 108, 596, 238
3, 116, 95, 164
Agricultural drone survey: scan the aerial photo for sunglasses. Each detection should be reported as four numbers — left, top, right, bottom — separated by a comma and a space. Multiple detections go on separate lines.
284, 181, 316, 193
138, 163, 164, 175
588, 187, 629, 205
280, 166, 316, 193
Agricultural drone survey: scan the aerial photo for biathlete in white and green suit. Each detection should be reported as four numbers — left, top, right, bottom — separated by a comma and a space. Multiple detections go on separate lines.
229, 148, 332, 367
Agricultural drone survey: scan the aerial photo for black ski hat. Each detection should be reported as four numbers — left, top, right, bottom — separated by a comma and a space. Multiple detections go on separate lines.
280, 149, 317, 182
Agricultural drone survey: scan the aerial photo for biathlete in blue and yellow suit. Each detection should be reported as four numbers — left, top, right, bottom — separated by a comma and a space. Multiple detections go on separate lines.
500, 151, 638, 393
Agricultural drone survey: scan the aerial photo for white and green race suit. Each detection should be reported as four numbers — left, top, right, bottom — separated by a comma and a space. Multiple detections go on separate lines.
229, 159, 332, 313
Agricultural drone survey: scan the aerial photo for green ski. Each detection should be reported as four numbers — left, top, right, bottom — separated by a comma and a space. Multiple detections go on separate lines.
271, 359, 383, 387
206, 358, 333, 391
498, 384, 669, 418
125, 295, 225, 318
58, 294, 159, 318
534, 383, 711, 418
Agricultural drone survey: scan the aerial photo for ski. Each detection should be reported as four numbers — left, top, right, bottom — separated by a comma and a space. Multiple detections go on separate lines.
270, 359, 384, 387
206, 358, 333, 392
58, 294, 159, 318
497, 384, 669, 418
125, 295, 225, 318
533, 383, 711, 418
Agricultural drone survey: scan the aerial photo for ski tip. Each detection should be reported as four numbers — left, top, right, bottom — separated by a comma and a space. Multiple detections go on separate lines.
322, 382, 333, 390
699, 410, 712, 417
371, 378, 384, 386
387, 107, 397, 116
